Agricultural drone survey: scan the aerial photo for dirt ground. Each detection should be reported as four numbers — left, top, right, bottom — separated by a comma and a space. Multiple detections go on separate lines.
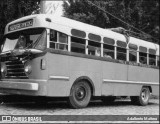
0, 96, 159, 115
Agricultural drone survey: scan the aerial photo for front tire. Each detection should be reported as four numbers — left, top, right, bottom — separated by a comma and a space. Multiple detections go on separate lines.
69, 81, 91, 109
131, 87, 150, 106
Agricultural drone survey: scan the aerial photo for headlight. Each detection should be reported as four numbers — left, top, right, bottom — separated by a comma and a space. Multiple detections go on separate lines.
1, 63, 7, 78
24, 61, 32, 75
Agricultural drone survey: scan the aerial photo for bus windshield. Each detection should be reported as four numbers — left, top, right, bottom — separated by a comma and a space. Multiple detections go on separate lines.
2, 28, 46, 52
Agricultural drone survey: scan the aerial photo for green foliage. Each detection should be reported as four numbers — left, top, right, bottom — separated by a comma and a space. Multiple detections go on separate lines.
63, 0, 159, 43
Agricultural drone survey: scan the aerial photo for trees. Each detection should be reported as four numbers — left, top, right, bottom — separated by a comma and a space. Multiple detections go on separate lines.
0, 0, 159, 44
0, 0, 40, 44
63, 0, 159, 43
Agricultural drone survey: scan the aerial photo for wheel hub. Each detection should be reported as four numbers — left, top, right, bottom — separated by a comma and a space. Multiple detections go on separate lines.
141, 90, 149, 102
75, 87, 86, 101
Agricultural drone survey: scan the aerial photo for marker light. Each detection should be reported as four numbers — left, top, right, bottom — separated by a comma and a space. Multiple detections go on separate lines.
45, 18, 51, 22
41, 59, 46, 70
24, 61, 32, 75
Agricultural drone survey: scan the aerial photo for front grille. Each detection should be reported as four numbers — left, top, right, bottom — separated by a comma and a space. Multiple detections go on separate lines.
2, 56, 28, 79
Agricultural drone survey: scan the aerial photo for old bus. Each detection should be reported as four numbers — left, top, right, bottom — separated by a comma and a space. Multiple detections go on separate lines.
0, 14, 159, 108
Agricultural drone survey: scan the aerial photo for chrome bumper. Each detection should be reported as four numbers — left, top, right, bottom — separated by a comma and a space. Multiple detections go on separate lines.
0, 80, 39, 91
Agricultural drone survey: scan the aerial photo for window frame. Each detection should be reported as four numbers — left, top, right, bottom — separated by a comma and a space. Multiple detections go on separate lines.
49, 29, 68, 51
129, 49, 137, 62
103, 43, 114, 59
149, 54, 156, 66
157, 56, 159, 67
70, 36, 86, 54
139, 52, 147, 65
88, 40, 101, 56
128, 43, 138, 63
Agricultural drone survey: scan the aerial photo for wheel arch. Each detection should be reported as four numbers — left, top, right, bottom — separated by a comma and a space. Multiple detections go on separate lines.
142, 85, 152, 93
72, 76, 95, 96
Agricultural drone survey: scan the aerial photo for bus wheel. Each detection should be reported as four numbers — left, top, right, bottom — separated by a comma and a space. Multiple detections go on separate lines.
101, 96, 116, 104
69, 81, 91, 109
131, 87, 150, 106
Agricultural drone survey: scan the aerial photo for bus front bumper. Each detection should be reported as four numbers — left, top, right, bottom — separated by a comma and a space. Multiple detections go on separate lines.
0, 80, 39, 91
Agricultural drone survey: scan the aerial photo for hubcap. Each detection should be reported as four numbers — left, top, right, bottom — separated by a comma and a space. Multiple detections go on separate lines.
141, 89, 149, 102
75, 86, 86, 101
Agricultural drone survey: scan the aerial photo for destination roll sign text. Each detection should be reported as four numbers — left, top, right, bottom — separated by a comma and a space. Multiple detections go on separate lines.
8, 19, 33, 32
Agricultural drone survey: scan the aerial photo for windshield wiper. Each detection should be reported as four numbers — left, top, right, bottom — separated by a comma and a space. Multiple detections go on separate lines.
24, 30, 45, 50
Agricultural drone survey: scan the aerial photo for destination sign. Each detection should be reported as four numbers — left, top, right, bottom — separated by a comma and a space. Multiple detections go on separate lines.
8, 19, 33, 32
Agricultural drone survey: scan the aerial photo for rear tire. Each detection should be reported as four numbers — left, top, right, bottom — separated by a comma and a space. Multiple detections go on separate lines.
69, 80, 91, 109
131, 87, 150, 106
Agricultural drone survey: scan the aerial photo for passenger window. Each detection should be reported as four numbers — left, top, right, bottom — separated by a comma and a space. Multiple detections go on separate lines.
129, 44, 137, 62
117, 41, 127, 61
129, 50, 137, 62
148, 49, 156, 66
157, 56, 159, 67
95, 47, 101, 57
139, 52, 147, 64
117, 47, 126, 61
50, 30, 57, 49
103, 44, 114, 59
50, 30, 68, 51
50, 30, 57, 42
88, 40, 101, 56
71, 37, 85, 54
149, 54, 156, 66
58, 33, 68, 51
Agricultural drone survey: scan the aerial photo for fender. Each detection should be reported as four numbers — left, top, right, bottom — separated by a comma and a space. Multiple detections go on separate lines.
72, 76, 95, 96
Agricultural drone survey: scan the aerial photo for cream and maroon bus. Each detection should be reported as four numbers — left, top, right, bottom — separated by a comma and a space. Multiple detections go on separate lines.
0, 14, 159, 108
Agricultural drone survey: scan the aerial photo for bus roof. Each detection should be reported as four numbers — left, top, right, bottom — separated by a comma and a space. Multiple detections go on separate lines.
5, 14, 159, 56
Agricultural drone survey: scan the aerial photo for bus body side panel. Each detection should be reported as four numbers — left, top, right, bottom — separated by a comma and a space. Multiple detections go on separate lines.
46, 52, 159, 97
151, 86, 159, 96
46, 53, 70, 96
69, 56, 103, 96
128, 65, 159, 96
29, 55, 49, 80
102, 62, 129, 96
46, 52, 103, 97
128, 66, 159, 83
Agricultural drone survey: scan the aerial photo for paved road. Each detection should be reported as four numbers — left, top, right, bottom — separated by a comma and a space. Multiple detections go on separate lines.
0, 96, 159, 115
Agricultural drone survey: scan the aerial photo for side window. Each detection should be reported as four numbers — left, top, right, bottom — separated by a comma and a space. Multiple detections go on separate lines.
71, 37, 85, 54
139, 52, 147, 64
103, 44, 114, 59
88, 33, 101, 56
149, 49, 156, 66
50, 30, 68, 51
129, 50, 137, 62
50, 30, 57, 42
58, 33, 68, 51
117, 47, 127, 61
157, 56, 159, 67
149, 54, 156, 65
50, 30, 57, 49
139, 46, 147, 64
129, 44, 138, 62
88, 40, 101, 56
117, 41, 127, 61
103, 37, 115, 59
